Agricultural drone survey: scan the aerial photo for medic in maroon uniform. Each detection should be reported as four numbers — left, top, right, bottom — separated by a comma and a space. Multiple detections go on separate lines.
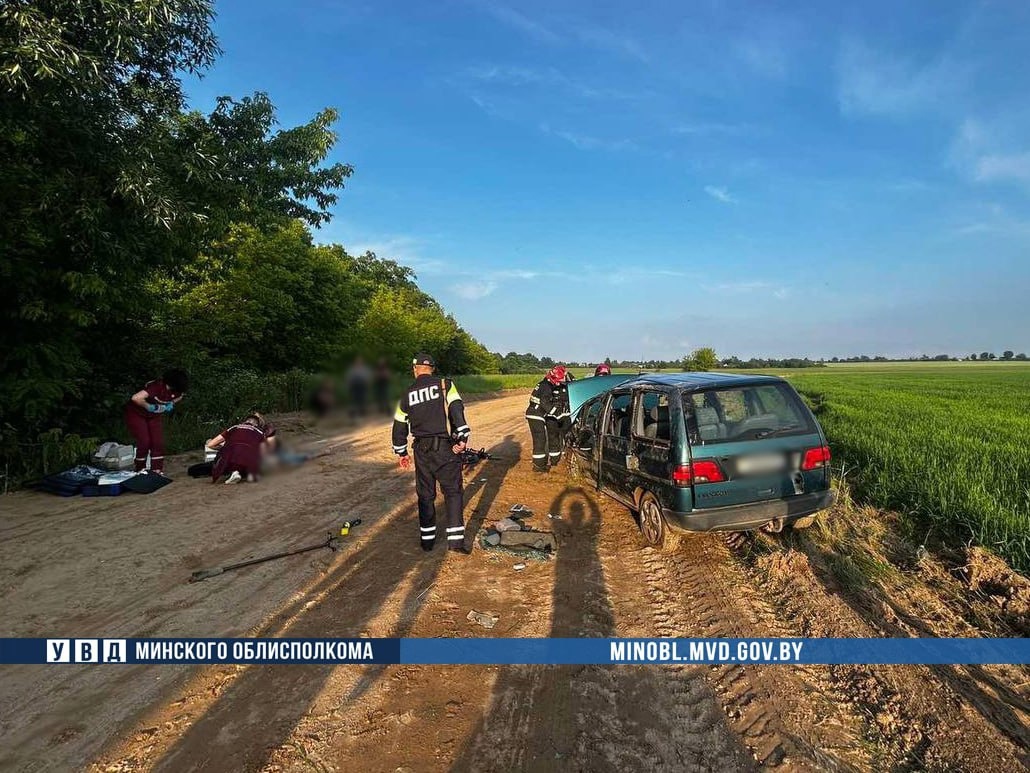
206, 413, 276, 483
124, 369, 189, 474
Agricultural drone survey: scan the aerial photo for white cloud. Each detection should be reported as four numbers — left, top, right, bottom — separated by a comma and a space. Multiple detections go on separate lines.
951, 118, 1030, 188
574, 25, 649, 63
704, 280, 790, 299
474, 1, 559, 44
344, 235, 454, 275
704, 185, 737, 204
734, 35, 789, 80
494, 268, 540, 279
836, 40, 961, 118
540, 123, 637, 152
672, 122, 751, 136
464, 64, 643, 102
974, 152, 1030, 184
453, 280, 499, 300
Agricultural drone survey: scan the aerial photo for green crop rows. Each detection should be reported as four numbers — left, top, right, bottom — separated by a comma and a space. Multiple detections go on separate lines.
779, 363, 1030, 572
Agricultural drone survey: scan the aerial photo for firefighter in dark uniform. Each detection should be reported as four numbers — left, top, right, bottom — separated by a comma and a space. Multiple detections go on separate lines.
525, 365, 569, 472
392, 352, 472, 554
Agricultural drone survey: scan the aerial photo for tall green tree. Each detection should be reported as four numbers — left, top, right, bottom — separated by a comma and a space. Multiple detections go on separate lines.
683, 347, 719, 371
0, 0, 350, 438
165, 222, 365, 372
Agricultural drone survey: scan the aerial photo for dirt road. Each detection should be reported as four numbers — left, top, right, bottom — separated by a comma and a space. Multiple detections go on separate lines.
0, 392, 1026, 772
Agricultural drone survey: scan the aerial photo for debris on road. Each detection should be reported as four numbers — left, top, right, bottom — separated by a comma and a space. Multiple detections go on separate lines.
466, 609, 499, 628
494, 517, 522, 532
513, 563, 526, 571
499, 530, 556, 552
547, 512, 561, 520
509, 503, 533, 516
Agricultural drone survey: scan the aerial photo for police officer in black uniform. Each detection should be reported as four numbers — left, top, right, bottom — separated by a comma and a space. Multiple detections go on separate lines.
392, 352, 472, 553
525, 365, 569, 472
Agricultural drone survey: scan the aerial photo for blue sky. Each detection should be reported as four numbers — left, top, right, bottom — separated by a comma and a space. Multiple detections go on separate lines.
187, 0, 1030, 361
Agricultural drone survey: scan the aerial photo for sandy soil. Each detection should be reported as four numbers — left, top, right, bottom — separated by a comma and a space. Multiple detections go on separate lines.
0, 392, 1026, 772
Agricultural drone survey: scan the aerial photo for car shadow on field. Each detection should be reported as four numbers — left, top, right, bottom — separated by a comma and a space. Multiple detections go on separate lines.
788, 534, 1030, 764
147, 436, 523, 773
450, 485, 756, 773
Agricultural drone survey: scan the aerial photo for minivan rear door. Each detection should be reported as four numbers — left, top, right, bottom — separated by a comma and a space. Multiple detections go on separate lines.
682, 382, 828, 509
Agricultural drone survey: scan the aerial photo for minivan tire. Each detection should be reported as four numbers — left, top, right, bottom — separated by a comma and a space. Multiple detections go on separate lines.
638, 491, 681, 552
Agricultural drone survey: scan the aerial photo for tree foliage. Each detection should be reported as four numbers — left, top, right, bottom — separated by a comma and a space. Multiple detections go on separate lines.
683, 347, 719, 372
0, 0, 495, 480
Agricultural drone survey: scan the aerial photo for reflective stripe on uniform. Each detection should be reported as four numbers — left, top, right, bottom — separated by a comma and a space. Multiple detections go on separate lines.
393, 444, 407, 453
532, 453, 546, 459
394, 403, 408, 422
420, 526, 436, 532
445, 382, 462, 406
445, 526, 464, 533
446, 534, 464, 541
455, 424, 470, 433
526, 415, 545, 421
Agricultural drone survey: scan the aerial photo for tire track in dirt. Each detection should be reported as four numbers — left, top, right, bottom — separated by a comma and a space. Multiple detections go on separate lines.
449, 483, 756, 773
632, 541, 866, 771
575, 481, 870, 773
724, 535, 1030, 771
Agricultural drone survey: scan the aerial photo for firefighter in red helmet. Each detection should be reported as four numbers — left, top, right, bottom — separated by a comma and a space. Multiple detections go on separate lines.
525, 365, 569, 472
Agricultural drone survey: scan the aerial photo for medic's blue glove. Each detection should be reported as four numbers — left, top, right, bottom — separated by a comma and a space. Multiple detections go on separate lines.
146, 403, 160, 413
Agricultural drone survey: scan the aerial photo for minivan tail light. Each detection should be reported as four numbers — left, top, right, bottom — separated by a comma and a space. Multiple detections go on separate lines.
801, 445, 831, 470
672, 460, 726, 486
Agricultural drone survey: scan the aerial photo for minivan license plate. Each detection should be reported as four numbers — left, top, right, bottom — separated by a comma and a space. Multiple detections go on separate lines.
735, 454, 787, 475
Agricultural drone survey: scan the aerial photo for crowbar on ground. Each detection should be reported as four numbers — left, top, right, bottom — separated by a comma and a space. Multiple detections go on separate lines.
188, 520, 361, 582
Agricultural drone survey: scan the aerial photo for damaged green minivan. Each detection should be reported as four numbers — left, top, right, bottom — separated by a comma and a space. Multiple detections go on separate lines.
567, 373, 834, 551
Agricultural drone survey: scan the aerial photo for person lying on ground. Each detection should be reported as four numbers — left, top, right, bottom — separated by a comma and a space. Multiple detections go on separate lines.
205, 413, 276, 484
124, 368, 189, 475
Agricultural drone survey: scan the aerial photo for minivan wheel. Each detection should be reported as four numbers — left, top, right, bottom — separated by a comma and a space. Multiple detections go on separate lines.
638, 492, 681, 552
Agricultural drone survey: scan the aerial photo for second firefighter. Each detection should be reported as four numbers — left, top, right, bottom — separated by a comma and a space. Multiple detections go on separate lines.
525, 365, 570, 472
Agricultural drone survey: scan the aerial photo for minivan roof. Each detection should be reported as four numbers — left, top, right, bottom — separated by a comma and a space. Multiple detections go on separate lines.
619, 372, 786, 391
567, 371, 787, 418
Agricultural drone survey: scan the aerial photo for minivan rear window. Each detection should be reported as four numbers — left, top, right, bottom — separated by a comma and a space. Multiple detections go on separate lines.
684, 383, 814, 444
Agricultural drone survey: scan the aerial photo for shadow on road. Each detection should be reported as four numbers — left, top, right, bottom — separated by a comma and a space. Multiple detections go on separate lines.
451, 485, 756, 773
147, 436, 523, 772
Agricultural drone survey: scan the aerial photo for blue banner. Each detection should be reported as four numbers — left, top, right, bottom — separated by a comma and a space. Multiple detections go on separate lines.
1, 637, 1027, 665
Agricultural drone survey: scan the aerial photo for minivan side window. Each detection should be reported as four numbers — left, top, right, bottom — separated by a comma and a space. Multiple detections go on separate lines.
685, 384, 813, 444
633, 391, 671, 442
604, 393, 633, 438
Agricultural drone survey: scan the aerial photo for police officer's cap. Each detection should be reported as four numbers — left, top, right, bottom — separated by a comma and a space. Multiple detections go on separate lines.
412, 351, 436, 368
